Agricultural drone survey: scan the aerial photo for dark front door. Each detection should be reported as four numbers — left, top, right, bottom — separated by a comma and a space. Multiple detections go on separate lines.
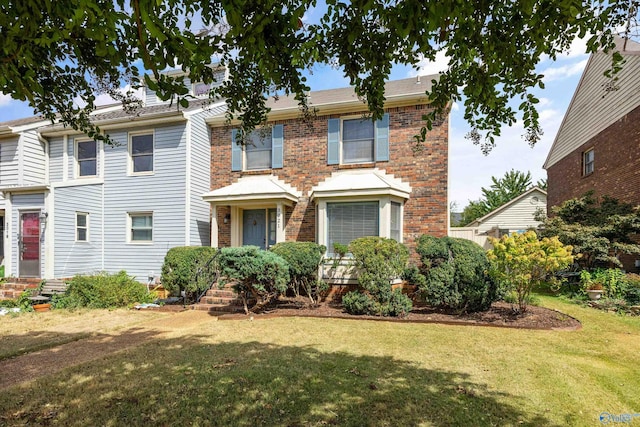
19, 212, 40, 277
243, 209, 266, 249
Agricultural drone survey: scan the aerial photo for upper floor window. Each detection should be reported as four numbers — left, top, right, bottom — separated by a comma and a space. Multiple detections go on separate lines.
130, 133, 154, 174
129, 212, 153, 242
76, 212, 89, 242
583, 149, 594, 176
193, 82, 211, 97
231, 125, 284, 171
246, 129, 273, 170
342, 118, 375, 163
327, 113, 389, 165
77, 140, 97, 177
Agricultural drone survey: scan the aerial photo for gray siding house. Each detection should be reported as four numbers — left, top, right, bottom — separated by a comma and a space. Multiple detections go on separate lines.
0, 70, 225, 281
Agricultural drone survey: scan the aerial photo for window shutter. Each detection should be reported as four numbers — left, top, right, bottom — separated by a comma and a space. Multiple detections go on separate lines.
327, 118, 340, 165
231, 129, 242, 171
375, 113, 390, 162
271, 124, 284, 169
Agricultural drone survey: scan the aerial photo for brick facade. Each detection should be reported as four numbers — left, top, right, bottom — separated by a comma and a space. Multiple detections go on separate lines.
210, 104, 448, 257
547, 104, 640, 210
547, 104, 640, 272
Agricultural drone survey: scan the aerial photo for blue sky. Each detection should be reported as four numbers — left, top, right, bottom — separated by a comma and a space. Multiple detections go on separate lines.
0, 36, 589, 211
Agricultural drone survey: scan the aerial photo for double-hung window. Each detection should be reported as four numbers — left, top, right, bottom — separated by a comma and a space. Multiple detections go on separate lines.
583, 149, 594, 176
129, 213, 153, 242
327, 113, 389, 165
245, 129, 273, 170
77, 140, 97, 177
76, 212, 89, 242
231, 125, 284, 171
342, 119, 375, 163
130, 133, 154, 174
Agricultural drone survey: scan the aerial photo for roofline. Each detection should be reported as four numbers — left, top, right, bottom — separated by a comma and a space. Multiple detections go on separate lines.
466, 187, 547, 226
39, 110, 187, 137
543, 53, 596, 170
206, 92, 432, 126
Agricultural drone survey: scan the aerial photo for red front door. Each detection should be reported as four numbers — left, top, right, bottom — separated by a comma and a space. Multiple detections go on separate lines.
19, 212, 40, 277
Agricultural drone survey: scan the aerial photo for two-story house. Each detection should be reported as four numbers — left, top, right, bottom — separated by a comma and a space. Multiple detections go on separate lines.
544, 37, 640, 271
0, 68, 226, 281
203, 75, 449, 282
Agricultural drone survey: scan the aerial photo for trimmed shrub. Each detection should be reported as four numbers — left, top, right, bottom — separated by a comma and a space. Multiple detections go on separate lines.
342, 291, 376, 315
54, 271, 154, 309
218, 246, 290, 313
416, 235, 498, 313
161, 246, 218, 301
342, 237, 411, 317
270, 242, 327, 304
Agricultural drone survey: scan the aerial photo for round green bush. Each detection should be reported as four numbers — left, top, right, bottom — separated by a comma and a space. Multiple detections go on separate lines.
342, 291, 376, 315
416, 235, 498, 312
161, 246, 218, 298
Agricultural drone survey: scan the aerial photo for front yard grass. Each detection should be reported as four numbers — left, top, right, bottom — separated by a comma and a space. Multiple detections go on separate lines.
1, 296, 639, 426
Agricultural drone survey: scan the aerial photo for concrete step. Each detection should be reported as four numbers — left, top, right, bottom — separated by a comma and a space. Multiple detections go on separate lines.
200, 296, 242, 305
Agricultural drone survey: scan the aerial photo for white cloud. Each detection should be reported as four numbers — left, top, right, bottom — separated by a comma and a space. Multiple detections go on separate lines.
0, 93, 13, 107
540, 58, 588, 83
410, 50, 450, 77
74, 85, 144, 108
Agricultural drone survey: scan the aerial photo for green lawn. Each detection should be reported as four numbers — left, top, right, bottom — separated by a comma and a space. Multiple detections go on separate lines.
0, 297, 639, 426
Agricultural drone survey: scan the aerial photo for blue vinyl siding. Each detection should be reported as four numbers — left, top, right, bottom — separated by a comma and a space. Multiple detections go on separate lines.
0, 136, 20, 186
48, 137, 65, 182
188, 112, 213, 246
21, 131, 46, 184
101, 124, 188, 280
53, 184, 103, 276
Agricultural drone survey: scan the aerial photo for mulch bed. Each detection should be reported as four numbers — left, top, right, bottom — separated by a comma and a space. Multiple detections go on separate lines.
218, 298, 582, 331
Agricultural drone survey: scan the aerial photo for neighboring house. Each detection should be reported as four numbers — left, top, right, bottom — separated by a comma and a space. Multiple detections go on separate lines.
0, 68, 226, 280
449, 187, 547, 249
544, 36, 640, 271
203, 75, 449, 282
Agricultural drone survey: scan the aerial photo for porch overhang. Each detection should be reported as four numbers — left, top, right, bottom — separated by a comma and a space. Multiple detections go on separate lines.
310, 169, 411, 200
0, 184, 50, 197
202, 175, 301, 206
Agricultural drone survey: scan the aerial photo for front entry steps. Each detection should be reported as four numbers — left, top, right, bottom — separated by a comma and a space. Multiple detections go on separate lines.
191, 283, 254, 314
0, 278, 41, 300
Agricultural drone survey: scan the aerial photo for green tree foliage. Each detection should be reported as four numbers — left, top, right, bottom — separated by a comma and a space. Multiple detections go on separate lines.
0, 1, 635, 149
459, 170, 533, 226
270, 242, 327, 305
537, 193, 640, 269
343, 237, 412, 317
218, 246, 289, 314
415, 235, 499, 313
161, 246, 218, 301
488, 231, 574, 312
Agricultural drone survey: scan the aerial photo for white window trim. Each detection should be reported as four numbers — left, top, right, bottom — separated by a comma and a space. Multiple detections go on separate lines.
75, 138, 98, 178
75, 212, 89, 243
340, 115, 376, 165
317, 196, 404, 255
127, 212, 154, 244
583, 148, 594, 176
128, 130, 155, 176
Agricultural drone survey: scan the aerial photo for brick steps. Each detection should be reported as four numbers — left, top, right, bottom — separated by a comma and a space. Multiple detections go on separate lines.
0, 280, 40, 300
191, 283, 253, 314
